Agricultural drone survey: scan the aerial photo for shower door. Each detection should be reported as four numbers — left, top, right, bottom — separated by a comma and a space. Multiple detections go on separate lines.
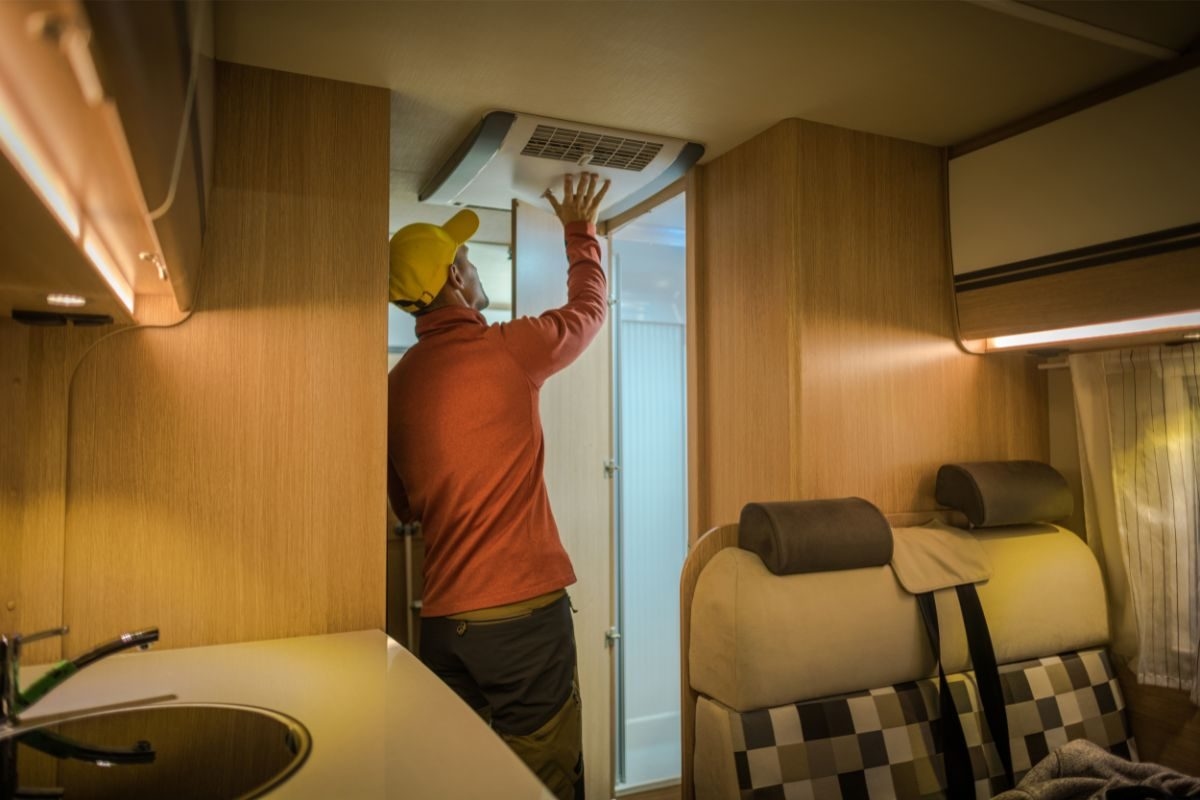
610, 191, 689, 792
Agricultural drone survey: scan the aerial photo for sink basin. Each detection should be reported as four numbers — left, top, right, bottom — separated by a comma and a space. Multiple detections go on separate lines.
1, 703, 311, 799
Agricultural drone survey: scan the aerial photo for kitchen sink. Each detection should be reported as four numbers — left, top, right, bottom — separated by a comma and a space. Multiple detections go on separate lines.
1, 702, 311, 799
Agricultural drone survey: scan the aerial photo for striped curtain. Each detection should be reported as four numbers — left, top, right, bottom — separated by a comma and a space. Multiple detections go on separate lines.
1071, 344, 1200, 703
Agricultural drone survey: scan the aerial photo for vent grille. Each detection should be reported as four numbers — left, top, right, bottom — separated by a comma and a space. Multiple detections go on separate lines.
520, 125, 663, 172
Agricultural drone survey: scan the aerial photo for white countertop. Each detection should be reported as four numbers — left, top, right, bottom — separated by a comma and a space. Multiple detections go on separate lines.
18, 630, 555, 799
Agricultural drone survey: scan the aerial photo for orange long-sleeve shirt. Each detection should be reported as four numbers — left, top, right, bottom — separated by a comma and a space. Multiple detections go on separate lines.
387, 221, 607, 617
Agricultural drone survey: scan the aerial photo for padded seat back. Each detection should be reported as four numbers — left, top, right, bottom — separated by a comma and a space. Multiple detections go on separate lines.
689, 499, 1129, 799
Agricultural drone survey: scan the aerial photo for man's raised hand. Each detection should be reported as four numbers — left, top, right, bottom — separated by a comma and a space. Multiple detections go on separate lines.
543, 172, 611, 227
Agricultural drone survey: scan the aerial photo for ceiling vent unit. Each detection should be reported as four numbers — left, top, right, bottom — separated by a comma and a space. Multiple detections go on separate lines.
948, 67, 1200, 352
420, 111, 703, 223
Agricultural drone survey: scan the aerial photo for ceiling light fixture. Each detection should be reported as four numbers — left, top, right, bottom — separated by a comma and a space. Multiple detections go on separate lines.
987, 310, 1200, 350
46, 293, 86, 307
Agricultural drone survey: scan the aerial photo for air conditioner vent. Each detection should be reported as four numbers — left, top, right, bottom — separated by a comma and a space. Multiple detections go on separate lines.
419, 111, 704, 220
521, 125, 663, 172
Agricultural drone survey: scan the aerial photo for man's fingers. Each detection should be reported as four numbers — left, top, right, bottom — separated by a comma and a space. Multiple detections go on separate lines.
554, 172, 607, 221
589, 178, 611, 212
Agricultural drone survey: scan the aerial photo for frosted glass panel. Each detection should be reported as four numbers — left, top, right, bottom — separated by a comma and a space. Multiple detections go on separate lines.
618, 319, 686, 787
612, 196, 687, 790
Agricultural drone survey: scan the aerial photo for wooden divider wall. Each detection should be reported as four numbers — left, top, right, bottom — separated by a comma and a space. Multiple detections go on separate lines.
1, 322, 110, 664
2, 62, 389, 660
693, 118, 1048, 534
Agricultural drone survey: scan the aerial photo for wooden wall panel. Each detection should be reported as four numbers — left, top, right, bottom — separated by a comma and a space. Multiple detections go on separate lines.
685, 169, 703, 541
694, 119, 1047, 531
0, 321, 110, 664
1119, 666, 1200, 774
695, 123, 800, 531
794, 121, 1047, 513
57, 63, 388, 655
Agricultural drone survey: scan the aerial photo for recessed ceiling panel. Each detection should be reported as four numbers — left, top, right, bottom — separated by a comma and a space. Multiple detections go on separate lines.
216, 0, 1200, 242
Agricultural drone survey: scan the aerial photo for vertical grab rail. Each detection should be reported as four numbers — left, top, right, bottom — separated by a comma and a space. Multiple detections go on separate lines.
394, 522, 422, 653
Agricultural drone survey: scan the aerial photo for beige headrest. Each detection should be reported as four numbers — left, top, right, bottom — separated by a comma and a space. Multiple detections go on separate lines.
689, 523, 1108, 712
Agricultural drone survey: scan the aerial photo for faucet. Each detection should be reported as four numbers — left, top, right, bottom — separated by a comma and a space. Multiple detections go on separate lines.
0, 626, 159, 728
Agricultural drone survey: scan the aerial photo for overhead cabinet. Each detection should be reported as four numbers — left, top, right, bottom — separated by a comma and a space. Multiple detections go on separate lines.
948, 67, 1200, 351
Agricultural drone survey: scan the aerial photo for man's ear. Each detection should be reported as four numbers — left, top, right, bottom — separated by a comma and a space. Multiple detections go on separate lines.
446, 263, 466, 289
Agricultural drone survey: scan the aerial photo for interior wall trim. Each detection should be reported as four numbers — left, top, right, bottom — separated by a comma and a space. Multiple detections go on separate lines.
962, 0, 1179, 61
601, 176, 686, 239
954, 222, 1200, 292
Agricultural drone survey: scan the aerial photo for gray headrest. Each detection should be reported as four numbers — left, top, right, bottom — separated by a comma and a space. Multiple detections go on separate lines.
738, 497, 893, 575
935, 461, 1072, 528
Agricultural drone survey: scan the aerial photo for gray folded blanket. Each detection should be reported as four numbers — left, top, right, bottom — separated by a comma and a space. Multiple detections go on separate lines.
993, 740, 1200, 800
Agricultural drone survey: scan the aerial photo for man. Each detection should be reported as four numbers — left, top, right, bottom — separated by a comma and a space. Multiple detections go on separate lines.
387, 173, 610, 800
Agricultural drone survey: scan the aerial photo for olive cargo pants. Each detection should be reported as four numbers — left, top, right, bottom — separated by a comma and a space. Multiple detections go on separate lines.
420, 594, 584, 799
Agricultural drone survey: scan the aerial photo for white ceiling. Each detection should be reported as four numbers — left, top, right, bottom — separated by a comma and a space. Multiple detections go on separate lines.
213, 1, 1200, 242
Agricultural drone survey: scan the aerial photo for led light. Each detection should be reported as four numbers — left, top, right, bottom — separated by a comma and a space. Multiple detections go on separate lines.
46, 293, 86, 307
84, 236, 135, 312
0, 98, 78, 237
988, 311, 1200, 350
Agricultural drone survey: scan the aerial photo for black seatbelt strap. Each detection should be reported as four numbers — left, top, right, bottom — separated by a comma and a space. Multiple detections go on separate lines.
957, 583, 1015, 790
916, 591, 975, 800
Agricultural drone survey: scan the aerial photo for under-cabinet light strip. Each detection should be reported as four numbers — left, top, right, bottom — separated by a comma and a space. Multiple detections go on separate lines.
988, 310, 1200, 350
0, 43, 136, 313
83, 235, 135, 311
0, 96, 79, 238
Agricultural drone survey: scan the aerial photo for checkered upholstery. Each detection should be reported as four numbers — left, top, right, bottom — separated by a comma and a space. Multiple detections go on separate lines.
724, 648, 1134, 799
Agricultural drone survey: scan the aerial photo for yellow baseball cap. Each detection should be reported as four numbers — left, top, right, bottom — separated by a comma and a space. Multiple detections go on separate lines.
388, 209, 480, 312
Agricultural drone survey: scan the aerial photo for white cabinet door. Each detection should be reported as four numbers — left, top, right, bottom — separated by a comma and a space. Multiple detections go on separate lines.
513, 200, 613, 799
